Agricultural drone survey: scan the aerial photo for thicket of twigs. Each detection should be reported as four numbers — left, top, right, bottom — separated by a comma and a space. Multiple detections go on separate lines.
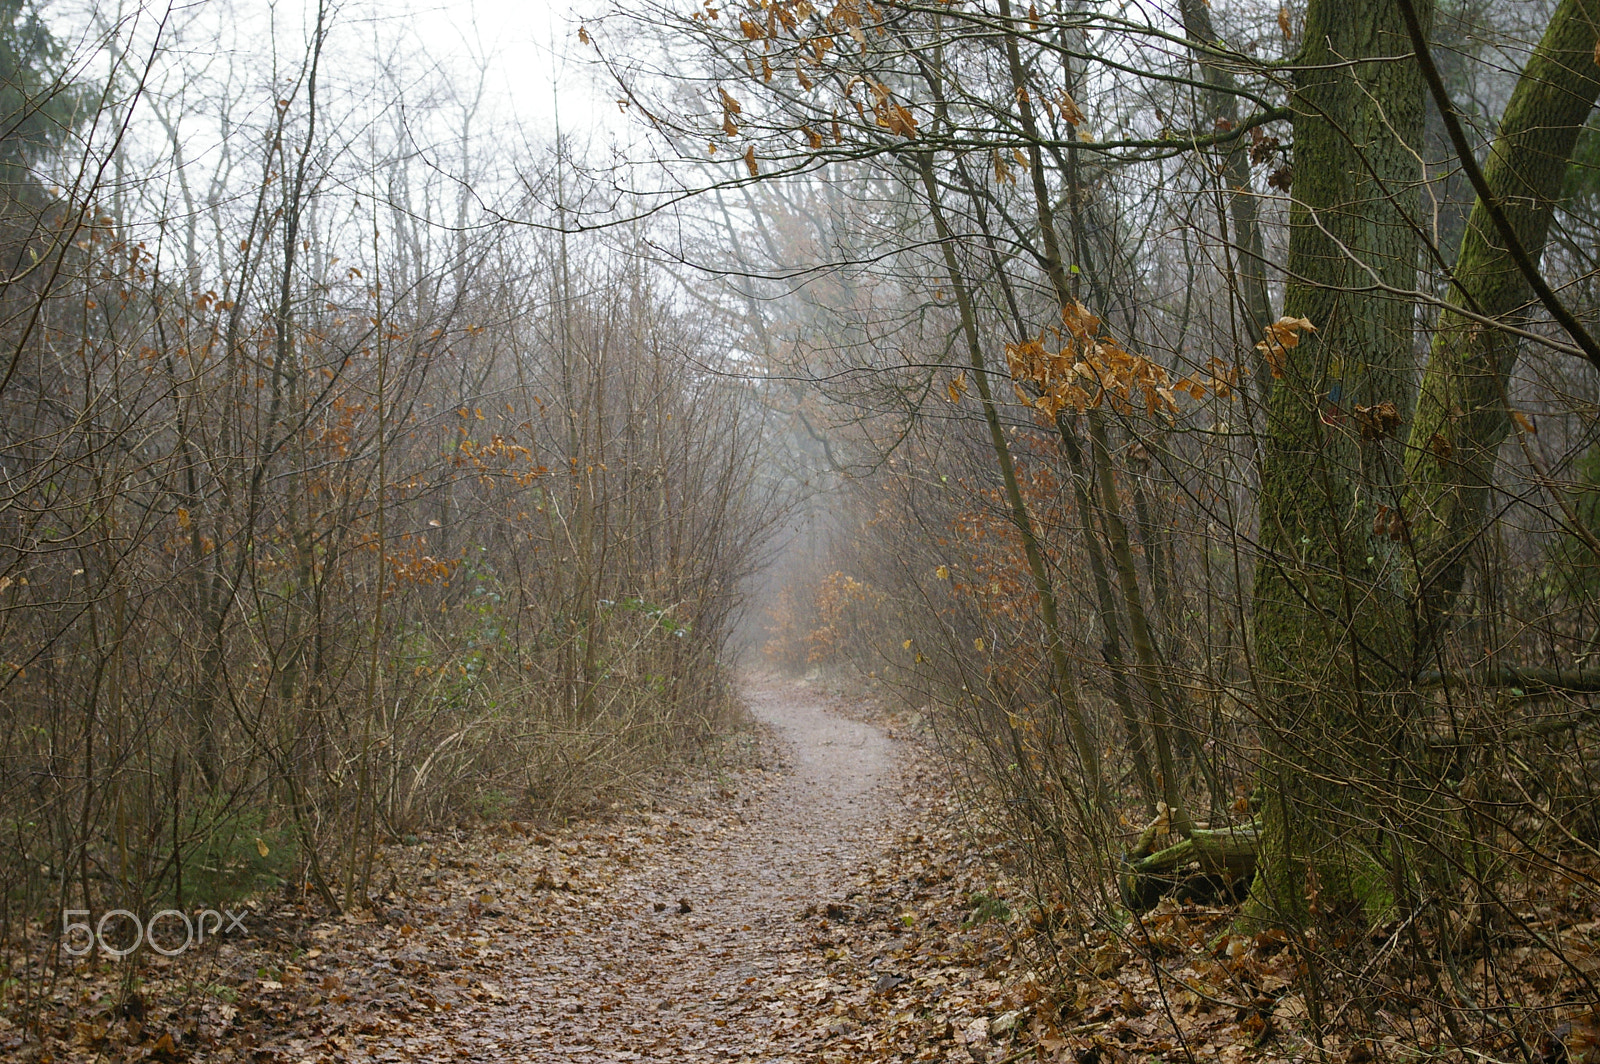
0, 0, 783, 1022
11, 0, 1600, 1057
585, 0, 1600, 1055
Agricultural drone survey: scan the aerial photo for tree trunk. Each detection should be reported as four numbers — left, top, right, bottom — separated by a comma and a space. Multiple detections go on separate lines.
1247, 0, 1433, 926
1177, 0, 1275, 392
1405, 0, 1600, 639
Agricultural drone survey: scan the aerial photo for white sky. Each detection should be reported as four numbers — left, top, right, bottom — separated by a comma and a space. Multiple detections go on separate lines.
51, 0, 623, 143
334, 0, 614, 136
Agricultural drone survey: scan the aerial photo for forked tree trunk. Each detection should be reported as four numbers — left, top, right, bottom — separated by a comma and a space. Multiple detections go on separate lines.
994, 0, 1191, 829
1177, 0, 1275, 392
1405, 0, 1600, 638
1161, 0, 1600, 921
914, 149, 1108, 814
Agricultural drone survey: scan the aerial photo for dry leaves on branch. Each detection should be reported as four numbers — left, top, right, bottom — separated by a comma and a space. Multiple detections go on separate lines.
1255, 315, 1316, 379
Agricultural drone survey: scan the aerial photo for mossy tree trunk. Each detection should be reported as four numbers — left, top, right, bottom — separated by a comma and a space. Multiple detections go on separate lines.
1247, 0, 1433, 927
1252, 0, 1600, 929
1405, 0, 1600, 637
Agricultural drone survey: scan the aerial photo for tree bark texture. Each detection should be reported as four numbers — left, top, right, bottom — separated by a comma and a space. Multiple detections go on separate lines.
1248, 0, 1433, 925
1405, 0, 1600, 638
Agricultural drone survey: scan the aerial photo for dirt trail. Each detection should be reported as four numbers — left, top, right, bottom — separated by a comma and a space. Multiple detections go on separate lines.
365, 678, 908, 1062
20, 679, 1027, 1064
25, 678, 1352, 1064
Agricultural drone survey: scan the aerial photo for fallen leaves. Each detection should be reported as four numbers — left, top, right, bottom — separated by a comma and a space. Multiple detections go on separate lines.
24, 679, 1597, 1064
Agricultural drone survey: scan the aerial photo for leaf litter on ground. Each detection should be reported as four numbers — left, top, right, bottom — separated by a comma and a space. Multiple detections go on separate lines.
13, 679, 1600, 1064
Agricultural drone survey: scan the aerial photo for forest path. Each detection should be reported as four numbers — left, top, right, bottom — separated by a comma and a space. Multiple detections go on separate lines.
359, 676, 922, 1063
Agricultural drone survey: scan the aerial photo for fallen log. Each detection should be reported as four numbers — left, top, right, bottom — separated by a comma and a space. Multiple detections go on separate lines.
1118, 819, 1260, 913
1417, 664, 1600, 693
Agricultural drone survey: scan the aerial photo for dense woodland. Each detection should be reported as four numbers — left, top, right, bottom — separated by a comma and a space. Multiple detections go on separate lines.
0, 0, 782, 992
5, 0, 1600, 1057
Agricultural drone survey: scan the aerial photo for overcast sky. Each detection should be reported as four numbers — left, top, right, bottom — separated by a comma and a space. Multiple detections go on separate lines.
346, 0, 609, 134
51, 0, 620, 141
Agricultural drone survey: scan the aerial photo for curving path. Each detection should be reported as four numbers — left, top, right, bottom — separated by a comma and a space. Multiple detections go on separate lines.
362, 678, 904, 1062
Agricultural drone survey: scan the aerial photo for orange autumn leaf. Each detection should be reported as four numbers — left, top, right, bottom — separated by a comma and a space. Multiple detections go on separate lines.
1004, 301, 1184, 421
1255, 315, 1316, 379
1058, 91, 1084, 126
